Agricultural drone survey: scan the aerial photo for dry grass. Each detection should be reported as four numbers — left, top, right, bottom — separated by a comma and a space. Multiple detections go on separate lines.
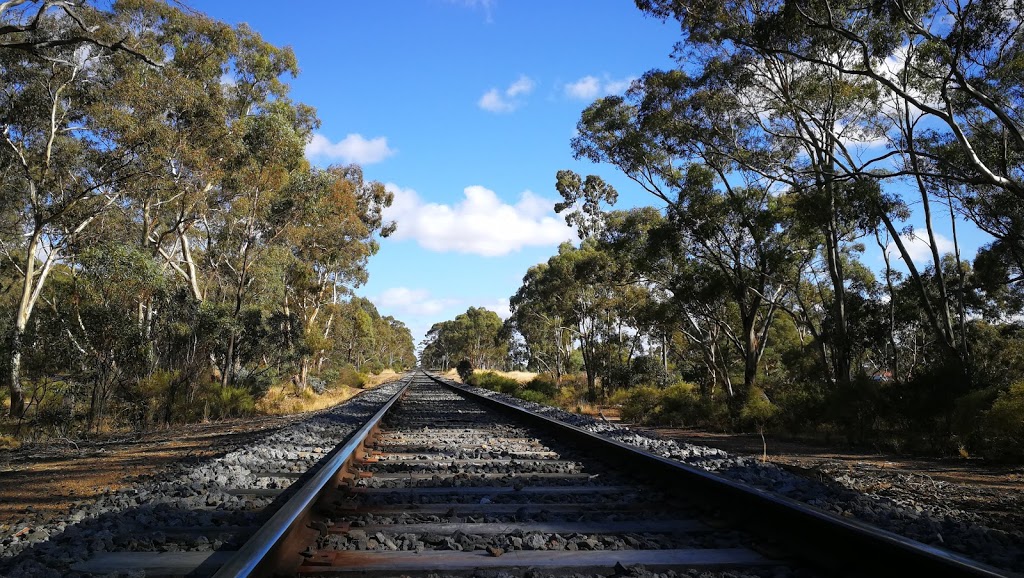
0, 435, 20, 450
363, 369, 402, 388
256, 383, 364, 415
495, 370, 538, 383
439, 368, 538, 384
256, 370, 407, 415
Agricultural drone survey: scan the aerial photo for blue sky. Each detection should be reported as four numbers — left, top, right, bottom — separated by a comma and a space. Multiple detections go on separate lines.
183, 0, 682, 342
188, 0, 988, 345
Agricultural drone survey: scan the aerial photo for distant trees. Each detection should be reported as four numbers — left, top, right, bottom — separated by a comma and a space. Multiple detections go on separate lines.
0, 1, 413, 430
420, 307, 508, 371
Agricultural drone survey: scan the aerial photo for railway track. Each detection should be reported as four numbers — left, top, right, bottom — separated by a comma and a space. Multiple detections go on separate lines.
71, 371, 1010, 577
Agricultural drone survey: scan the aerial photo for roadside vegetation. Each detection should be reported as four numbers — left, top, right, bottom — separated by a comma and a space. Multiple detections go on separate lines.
0, 1, 415, 441
424, 0, 1024, 461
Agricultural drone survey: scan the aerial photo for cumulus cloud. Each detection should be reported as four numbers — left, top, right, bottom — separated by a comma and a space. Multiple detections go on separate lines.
886, 231, 955, 265
383, 183, 574, 256
564, 74, 635, 100
306, 133, 396, 165
372, 287, 459, 317
478, 75, 535, 113
481, 298, 512, 320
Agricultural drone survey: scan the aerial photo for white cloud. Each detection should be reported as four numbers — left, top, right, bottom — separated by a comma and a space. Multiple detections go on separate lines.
886, 231, 955, 265
306, 133, 396, 165
506, 75, 534, 96
372, 287, 459, 317
481, 298, 512, 320
478, 75, 535, 113
446, 0, 495, 22
383, 183, 574, 256
564, 74, 635, 100
478, 89, 514, 113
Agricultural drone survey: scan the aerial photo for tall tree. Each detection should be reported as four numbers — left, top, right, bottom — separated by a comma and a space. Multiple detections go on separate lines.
0, 16, 145, 415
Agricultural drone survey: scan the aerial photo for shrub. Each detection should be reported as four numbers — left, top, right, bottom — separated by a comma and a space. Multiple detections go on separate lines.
307, 377, 328, 394
456, 359, 474, 383
614, 385, 662, 424
204, 385, 255, 419
337, 366, 367, 389
983, 381, 1024, 461
470, 371, 520, 395
525, 374, 558, 398
363, 361, 385, 375
740, 386, 779, 461
235, 367, 275, 399
657, 381, 701, 426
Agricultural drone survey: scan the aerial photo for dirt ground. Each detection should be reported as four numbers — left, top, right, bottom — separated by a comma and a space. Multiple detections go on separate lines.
0, 414, 306, 534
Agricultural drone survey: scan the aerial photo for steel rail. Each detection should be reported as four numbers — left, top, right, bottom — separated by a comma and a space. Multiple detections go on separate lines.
425, 371, 1011, 578
212, 374, 413, 578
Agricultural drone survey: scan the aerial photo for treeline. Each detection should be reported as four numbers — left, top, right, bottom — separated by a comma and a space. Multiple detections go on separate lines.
444, 0, 1024, 459
420, 307, 507, 372
0, 1, 414, 434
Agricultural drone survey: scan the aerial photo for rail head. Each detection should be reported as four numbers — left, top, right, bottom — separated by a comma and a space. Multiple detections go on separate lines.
425, 371, 1012, 578
212, 375, 412, 578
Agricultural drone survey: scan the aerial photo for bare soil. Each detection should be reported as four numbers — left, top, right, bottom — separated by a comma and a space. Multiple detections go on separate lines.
0, 414, 306, 534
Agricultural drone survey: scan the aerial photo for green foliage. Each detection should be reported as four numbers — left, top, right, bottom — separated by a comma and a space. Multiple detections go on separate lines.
983, 382, 1024, 462
525, 374, 558, 398
470, 372, 520, 395
421, 308, 508, 371
613, 385, 662, 424
740, 387, 779, 428
203, 385, 256, 419
612, 381, 728, 428
0, 2, 408, 436
336, 366, 368, 389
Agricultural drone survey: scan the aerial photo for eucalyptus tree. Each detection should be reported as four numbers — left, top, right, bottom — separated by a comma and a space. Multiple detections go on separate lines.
636, 0, 1023, 371
275, 165, 393, 388
558, 109, 797, 397
509, 251, 586, 382
0, 12, 152, 416
0, 0, 160, 62
420, 307, 508, 372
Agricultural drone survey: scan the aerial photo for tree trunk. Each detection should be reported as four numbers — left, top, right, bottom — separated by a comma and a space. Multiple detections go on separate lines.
7, 327, 25, 418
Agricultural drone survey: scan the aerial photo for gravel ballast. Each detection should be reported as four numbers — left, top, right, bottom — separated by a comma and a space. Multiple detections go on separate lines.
434, 375, 1024, 575
0, 378, 409, 578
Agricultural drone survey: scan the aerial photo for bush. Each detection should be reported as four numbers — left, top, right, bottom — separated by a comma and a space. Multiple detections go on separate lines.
470, 371, 520, 395
525, 374, 558, 398
613, 385, 662, 424
235, 367, 275, 399
363, 361, 385, 375
983, 381, 1024, 461
337, 366, 367, 389
456, 359, 474, 383
204, 385, 256, 419
740, 386, 779, 429
307, 377, 328, 394
657, 381, 701, 426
